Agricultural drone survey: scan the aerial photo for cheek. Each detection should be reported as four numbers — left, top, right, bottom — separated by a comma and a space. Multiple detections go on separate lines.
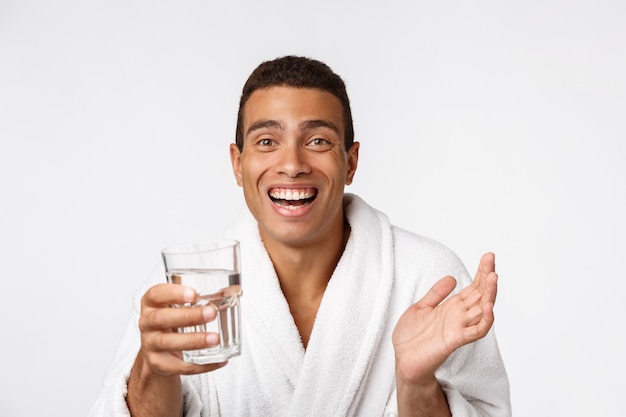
240, 157, 267, 188
324, 158, 350, 183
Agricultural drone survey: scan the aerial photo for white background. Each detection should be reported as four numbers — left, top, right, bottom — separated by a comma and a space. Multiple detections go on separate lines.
1, 1, 625, 416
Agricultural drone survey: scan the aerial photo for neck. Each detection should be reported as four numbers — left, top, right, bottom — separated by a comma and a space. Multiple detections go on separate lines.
266, 217, 350, 296
260, 212, 350, 347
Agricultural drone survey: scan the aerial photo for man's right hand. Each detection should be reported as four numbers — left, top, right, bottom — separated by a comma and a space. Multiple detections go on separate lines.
127, 283, 228, 417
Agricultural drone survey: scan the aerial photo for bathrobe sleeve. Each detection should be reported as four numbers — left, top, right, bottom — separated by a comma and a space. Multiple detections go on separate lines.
437, 333, 510, 417
432, 256, 511, 417
87, 267, 207, 417
385, 227, 511, 417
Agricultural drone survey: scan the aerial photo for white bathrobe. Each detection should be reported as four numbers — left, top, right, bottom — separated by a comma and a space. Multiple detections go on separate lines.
89, 194, 511, 417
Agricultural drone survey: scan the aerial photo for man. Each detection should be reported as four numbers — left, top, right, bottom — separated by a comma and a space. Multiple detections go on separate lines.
90, 56, 510, 416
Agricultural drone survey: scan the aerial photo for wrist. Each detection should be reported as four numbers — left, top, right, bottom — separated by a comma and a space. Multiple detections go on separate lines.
395, 372, 451, 417
396, 368, 439, 393
127, 350, 183, 417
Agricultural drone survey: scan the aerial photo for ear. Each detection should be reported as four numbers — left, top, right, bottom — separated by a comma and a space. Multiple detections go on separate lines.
345, 141, 360, 185
229, 143, 243, 187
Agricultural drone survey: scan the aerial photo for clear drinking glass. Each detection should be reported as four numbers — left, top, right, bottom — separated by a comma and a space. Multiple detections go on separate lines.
161, 239, 242, 364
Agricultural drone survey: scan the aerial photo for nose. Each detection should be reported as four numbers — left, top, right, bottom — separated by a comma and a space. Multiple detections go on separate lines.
277, 143, 311, 178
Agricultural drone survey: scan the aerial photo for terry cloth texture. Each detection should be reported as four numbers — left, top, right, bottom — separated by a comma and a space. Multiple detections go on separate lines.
88, 194, 511, 417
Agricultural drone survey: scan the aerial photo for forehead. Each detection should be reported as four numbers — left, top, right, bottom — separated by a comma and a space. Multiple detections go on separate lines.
243, 86, 344, 133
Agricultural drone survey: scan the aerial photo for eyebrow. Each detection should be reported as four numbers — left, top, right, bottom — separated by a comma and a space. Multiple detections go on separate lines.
299, 119, 340, 135
246, 119, 340, 138
246, 119, 285, 137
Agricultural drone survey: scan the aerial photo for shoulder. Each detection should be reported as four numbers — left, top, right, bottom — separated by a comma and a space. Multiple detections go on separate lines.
391, 226, 472, 287
392, 226, 462, 266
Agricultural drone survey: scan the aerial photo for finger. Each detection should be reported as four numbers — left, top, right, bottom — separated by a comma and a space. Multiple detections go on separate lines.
142, 283, 198, 308
485, 271, 498, 304
463, 252, 497, 302
140, 304, 218, 332
178, 360, 229, 376
145, 329, 221, 353
416, 276, 457, 308
460, 269, 498, 309
463, 302, 495, 342
473, 252, 496, 287
465, 304, 484, 326
459, 284, 482, 305
479, 252, 496, 274
144, 349, 229, 376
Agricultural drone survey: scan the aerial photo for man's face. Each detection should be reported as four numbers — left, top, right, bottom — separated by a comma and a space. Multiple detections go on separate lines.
230, 86, 359, 249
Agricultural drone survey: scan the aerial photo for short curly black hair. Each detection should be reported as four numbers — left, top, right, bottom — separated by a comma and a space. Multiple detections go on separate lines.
235, 56, 354, 151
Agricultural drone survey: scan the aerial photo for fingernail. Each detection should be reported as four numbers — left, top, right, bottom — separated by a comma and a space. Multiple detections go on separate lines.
183, 288, 196, 303
206, 333, 219, 346
202, 305, 217, 321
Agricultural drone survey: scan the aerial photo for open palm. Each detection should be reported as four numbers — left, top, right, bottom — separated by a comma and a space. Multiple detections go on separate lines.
392, 252, 499, 384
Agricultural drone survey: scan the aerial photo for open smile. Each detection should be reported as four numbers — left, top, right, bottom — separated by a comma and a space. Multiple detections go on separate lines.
268, 187, 318, 211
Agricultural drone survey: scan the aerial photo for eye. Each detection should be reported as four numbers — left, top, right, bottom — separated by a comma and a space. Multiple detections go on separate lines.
257, 138, 276, 147
309, 137, 331, 146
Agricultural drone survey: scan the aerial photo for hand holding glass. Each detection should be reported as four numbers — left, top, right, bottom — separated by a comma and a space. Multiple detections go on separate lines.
161, 239, 242, 364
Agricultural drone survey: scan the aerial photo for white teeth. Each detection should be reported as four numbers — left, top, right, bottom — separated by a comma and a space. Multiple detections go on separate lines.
270, 189, 314, 201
